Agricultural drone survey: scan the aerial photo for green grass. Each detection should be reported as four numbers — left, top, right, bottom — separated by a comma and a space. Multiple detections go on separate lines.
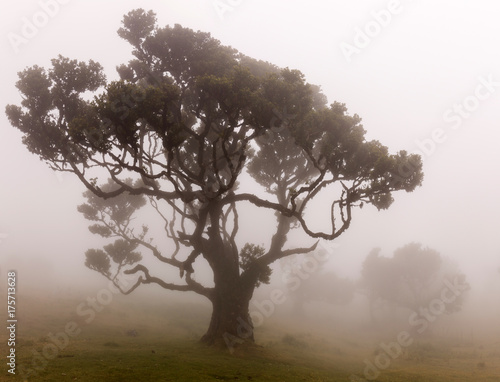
12, 332, 348, 381
3, 293, 500, 381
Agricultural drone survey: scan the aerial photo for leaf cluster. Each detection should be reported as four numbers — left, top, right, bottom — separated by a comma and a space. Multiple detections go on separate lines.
85, 239, 142, 278
239, 243, 271, 287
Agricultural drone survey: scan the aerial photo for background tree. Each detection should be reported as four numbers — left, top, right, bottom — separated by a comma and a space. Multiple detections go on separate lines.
5, 9, 423, 347
360, 243, 470, 324
282, 253, 355, 316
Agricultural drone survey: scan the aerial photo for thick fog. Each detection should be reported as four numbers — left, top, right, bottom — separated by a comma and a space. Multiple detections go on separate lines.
1, 1, 500, 378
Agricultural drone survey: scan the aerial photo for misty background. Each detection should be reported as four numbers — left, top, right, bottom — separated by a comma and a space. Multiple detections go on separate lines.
1, 0, 499, 333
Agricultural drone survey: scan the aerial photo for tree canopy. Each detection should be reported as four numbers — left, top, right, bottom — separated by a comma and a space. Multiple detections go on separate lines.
5, 9, 423, 346
361, 243, 470, 323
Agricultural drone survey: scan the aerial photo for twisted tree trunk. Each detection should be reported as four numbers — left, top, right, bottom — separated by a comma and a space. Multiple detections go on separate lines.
200, 265, 256, 349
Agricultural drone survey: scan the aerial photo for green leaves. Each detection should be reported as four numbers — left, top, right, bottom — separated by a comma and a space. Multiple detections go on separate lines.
117, 9, 157, 48
197, 66, 258, 114
239, 243, 271, 287
77, 203, 98, 221
103, 239, 142, 266
286, 101, 424, 211
85, 239, 142, 278
78, 178, 147, 227
5, 56, 106, 162
50, 55, 105, 96
93, 81, 143, 150
85, 249, 111, 276
139, 23, 237, 85
16, 66, 52, 115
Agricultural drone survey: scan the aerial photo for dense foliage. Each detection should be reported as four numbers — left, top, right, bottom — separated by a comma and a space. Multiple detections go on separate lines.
6, 9, 423, 345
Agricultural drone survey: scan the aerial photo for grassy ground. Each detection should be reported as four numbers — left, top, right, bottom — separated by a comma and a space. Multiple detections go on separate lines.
2, 293, 500, 381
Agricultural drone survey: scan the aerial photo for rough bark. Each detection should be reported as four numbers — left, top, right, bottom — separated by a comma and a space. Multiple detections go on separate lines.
201, 287, 254, 349
200, 251, 256, 349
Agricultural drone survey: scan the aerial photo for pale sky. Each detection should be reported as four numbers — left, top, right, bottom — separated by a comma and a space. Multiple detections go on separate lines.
1, 0, 500, 290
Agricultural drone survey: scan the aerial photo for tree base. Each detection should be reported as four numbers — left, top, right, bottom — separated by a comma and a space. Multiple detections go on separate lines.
200, 326, 255, 352
201, 291, 255, 352
199, 335, 262, 357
